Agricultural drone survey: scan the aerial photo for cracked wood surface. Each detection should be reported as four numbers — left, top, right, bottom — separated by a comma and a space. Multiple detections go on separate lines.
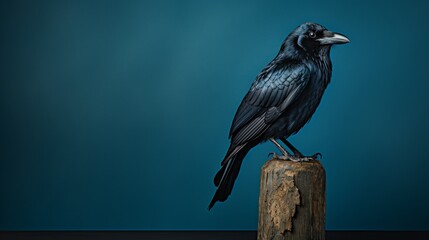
258, 159, 326, 240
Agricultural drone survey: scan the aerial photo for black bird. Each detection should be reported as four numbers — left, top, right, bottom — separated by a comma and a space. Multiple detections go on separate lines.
209, 22, 349, 210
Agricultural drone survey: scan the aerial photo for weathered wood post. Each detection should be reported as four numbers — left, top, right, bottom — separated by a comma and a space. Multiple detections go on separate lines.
258, 158, 326, 240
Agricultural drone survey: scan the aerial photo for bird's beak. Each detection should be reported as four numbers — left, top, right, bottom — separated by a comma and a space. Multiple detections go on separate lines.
317, 31, 350, 45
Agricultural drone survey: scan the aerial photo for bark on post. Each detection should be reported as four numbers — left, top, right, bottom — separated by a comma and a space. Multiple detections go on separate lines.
258, 158, 326, 240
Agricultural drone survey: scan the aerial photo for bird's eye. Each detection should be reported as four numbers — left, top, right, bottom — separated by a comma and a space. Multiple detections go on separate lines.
309, 31, 316, 38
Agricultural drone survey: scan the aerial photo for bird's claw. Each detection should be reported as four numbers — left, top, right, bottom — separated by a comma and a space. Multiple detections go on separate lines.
311, 152, 322, 160
275, 154, 290, 160
270, 153, 305, 162
270, 152, 288, 160
290, 152, 322, 162
288, 156, 312, 162
269, 152, 322, 162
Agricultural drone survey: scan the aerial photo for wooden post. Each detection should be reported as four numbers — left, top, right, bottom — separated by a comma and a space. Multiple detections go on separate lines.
258, 159, 326, 240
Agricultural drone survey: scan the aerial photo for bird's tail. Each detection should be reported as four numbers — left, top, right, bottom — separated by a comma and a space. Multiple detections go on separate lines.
208, 144, 251, 210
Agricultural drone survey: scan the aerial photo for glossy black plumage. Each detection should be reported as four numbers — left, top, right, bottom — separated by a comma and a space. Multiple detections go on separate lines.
209, 22, 349, 210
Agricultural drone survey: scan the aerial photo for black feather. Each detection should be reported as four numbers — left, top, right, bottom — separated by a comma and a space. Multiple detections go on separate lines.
209, 22, 348, 209
209, 145, 251, 210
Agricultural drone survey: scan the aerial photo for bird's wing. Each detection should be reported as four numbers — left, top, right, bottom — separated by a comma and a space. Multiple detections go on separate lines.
229, 64, 310, 145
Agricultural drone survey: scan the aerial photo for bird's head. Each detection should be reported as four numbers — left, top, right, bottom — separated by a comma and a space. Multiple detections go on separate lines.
281, 22, 350, 58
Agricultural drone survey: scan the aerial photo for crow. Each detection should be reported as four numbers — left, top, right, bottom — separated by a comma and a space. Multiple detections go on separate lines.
209, 22, 349, 210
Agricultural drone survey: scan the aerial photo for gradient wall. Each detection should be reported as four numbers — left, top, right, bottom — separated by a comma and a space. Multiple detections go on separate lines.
1, 0, 428, 230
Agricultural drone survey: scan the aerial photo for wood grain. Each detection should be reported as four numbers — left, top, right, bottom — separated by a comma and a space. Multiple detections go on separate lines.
258, 159, 326, 240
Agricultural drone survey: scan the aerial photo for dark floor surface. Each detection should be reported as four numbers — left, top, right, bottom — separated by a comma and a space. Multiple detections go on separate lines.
1, 231, 428, 240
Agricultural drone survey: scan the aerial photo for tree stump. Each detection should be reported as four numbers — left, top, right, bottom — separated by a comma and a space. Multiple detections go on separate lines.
258, 158, 326, 240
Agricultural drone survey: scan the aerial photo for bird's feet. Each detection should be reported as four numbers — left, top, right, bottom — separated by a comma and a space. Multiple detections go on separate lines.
269, 152, 322, 162
289, 152, 322, 162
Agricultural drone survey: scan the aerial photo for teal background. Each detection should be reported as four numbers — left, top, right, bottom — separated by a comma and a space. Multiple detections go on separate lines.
1, 0, 428, 230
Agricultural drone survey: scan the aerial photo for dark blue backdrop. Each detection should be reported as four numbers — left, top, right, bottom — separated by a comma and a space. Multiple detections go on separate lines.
1, 0, 428, 230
